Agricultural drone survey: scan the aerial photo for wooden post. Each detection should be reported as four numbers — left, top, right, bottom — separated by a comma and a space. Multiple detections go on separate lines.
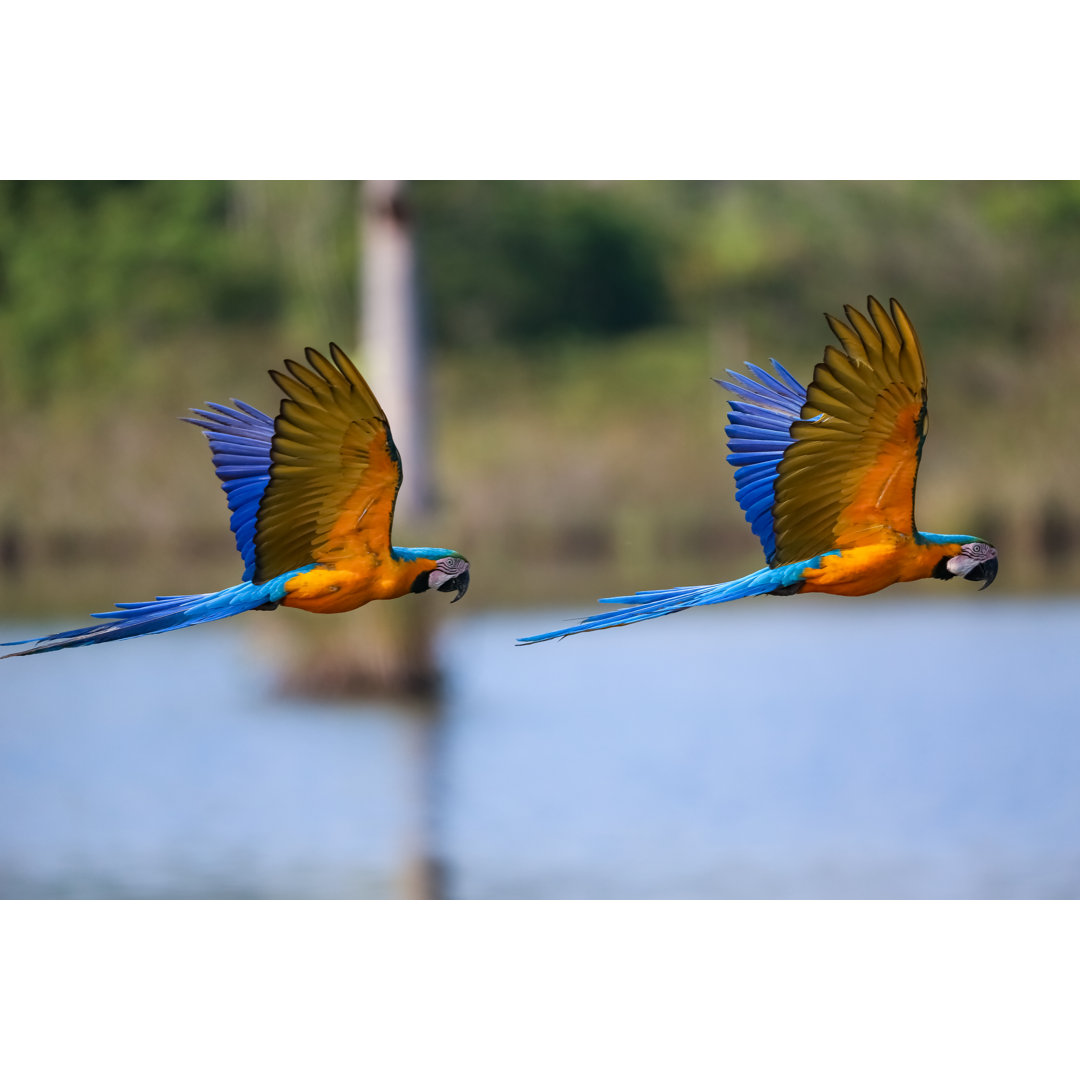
360, 181, 445, 898
360, 180, 431, 520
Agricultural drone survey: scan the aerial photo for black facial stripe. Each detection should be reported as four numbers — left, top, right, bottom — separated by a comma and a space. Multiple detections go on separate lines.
410, 570, 431, 594
932, 556, 954, 581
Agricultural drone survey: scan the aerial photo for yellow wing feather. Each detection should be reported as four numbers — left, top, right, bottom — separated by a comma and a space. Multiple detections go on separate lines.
253, 344, 402, 584
771, 297, 928, 565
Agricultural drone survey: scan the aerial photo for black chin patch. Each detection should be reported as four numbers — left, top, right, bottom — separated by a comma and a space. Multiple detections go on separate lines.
410, 570, 431, 594
932, 556, 955, 581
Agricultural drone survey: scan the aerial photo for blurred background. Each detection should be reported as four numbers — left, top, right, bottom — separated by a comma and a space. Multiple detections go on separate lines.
2, 180, 1079, 898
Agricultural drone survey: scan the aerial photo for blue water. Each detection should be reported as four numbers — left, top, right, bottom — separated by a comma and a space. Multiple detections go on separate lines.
2, 597, 1079, 898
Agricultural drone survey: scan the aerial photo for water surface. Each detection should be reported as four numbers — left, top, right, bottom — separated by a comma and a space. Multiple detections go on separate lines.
2, 597, 1078, 898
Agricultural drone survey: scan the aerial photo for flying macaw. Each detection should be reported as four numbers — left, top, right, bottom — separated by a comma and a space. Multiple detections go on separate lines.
3, 344, 470, 657
519, 296, 997, 645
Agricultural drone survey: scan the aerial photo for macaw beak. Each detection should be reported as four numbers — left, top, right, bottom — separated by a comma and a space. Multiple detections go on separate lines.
947, 549, 998, 591
965, 556, 998, 591
439, 568, 469, 603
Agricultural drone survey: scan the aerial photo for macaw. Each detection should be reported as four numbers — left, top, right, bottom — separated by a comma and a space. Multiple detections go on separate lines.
4, 344, 470, 657
519, 296, 997, 645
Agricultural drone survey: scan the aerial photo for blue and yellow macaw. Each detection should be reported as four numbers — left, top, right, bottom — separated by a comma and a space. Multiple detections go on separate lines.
519, 297, 998, 644
4, 344, 470, 657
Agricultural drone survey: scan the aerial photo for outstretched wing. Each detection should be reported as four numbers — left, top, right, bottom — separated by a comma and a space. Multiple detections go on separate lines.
717, 359, 807, 566
185, 400, 274, 582
253, 344, 403, 584
771, 296, 927, 565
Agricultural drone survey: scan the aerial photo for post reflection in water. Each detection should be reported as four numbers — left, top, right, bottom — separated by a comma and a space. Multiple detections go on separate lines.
2, 597, 1080, 899
399, 704, 446, 900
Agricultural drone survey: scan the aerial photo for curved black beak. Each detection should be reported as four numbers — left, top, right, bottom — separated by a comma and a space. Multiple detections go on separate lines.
966, 556, 998, 591
439, 568, 470, 603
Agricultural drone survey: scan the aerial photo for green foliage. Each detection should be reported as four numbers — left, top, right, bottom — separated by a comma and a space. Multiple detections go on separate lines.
0, 181, 285, 406
9, 179, 1080, 408
411, 181, 673, 348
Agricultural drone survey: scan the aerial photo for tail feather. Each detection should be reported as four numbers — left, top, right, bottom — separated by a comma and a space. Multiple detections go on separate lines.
516, 562, 818, 644
595, 584, 714, 605
2, 578, 289, 657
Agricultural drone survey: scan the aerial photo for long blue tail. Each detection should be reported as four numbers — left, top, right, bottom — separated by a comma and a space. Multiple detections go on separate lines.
516, 560, 821, 644
2, 577, 291, 657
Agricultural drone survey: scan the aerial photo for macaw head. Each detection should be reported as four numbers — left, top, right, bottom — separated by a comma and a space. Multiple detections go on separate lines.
430, 554, 471, 603
944, 540, 998, 590
409, 552, 471, 603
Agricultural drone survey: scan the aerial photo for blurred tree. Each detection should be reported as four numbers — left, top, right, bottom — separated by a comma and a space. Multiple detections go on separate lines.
227, 180, 356, 341
410, 181, 674, 349
0, 181, 285, 406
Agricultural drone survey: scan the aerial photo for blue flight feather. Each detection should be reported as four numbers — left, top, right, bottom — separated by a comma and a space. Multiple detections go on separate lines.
183, 399, 274, 581
715, 357, 807, 565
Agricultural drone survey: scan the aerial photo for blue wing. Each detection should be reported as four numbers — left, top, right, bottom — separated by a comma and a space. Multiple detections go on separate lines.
715, 359, 807, 567
183, 400, 274, 582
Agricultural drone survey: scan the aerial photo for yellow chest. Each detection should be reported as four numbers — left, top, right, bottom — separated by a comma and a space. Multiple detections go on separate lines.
280, 559, 430, 614
798, 539, 948, 597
